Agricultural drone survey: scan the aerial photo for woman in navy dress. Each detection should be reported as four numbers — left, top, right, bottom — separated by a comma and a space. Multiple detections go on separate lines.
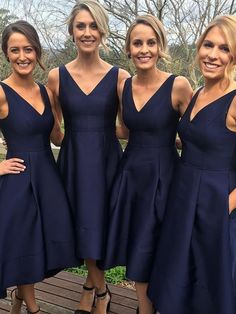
47, 1, 130, 313
148, 15, 236, 314
99, 15, 193, 314
0, 21, 77, 314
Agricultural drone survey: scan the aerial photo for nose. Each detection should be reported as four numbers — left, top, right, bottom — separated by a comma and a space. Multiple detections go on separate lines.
18, 49, 26, 61
140, 43, 148, 53
84, 26, 91, 36
207, 47, 219, 60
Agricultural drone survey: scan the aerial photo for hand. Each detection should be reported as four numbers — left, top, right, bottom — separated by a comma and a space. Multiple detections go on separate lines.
175, 137, 182, 150
2, 138, 7, 149
229, 189, 236, 214
0, 158, 26, 175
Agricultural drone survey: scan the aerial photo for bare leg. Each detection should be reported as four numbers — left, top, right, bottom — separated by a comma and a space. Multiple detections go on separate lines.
77, 271, 95, 312
135, 282, 154, 314
10, 288, 23, 314
86, 259, 111, 314
18, 284, 41, 313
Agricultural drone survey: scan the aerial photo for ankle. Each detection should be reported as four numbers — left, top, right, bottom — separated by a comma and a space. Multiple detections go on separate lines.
95, 285, 111, 313
26, 306, 40, 314
11, 288, 23, 302
96, 284, 109, 297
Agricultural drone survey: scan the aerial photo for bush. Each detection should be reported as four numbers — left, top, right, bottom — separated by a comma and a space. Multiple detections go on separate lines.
67, 266, 126, 285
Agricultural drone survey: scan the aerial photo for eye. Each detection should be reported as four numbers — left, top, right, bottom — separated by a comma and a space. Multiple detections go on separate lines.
147, 39, 157, 46
132, 40, 142, 47
202, 41, 213, 48
25, 47, 34, 53
90, 22, 98, 30
220, 45, 230, 53
76, 23, 85, 30
9, 47, 18, 53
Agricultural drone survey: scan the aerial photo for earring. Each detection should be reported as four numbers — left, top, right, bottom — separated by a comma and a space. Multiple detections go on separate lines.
127, 53, 131, 59
7, 57, 10, 62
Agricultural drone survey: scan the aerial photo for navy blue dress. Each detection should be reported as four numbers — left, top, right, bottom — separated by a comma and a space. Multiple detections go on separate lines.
0, 82, 77, 299
57, 65, 122, 261
148, 89, 236, 314
100, 75, 179, 281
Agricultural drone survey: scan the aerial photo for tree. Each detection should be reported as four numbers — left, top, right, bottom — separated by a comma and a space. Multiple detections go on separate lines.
1, 0, 236, 86
0, 8, 18, 80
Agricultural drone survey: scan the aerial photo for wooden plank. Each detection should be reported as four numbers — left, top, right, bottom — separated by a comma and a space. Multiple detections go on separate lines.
1, 272, 137, 314
56, 272, 136, 298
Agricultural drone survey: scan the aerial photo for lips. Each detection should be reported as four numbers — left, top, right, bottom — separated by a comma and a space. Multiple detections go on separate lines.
137, 56, 151, 63
203, 61, 220, 69
81, 40, 95, 45
17, 63, 30, 67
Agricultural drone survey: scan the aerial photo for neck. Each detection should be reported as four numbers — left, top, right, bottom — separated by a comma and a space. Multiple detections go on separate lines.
6, 73, 35, 89
75, 50, 103, 69
203, 77, 234, 94
135, 67, 161, 85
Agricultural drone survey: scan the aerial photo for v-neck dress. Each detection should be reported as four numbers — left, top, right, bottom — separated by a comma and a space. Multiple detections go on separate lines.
148, 89, 236, 314
57, 65, 122, 261
0, 82, 77, 299
99, 75, 179, 281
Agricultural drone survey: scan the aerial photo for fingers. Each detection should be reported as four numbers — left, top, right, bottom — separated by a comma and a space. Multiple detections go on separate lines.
0, 158, 26, 175
9, 158, 25, 163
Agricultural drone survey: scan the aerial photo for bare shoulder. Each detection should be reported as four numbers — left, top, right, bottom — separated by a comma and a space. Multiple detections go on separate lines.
117, 75, 130, 98
118, 68, 130, 83
45, 85, 53, 99
48, 67, 60, 83
173, 75, 192, 93
229, 92, 236, 115
47, 67, 60, 95
0, 85, 6, 105
172, 76, 193, 114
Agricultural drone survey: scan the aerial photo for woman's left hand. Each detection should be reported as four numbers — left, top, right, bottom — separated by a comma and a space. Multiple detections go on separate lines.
229, 189, 236, 214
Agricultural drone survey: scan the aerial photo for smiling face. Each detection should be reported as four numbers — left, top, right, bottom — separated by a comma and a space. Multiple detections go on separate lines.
128, 23, 159, 71
198, 26, 233, 82
72, 9, 101, 54
7, 32, 37, 77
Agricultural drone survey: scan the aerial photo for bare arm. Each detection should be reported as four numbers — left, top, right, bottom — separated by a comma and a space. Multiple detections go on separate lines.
172, 76, 193, 116
46, 86, 64, 147
226, 94, 236, 213
116, 68, 130, 140
171, 76, 193, 149
47, 68, 63, 124
0, 87, 26, 175
46, 68, 64, 146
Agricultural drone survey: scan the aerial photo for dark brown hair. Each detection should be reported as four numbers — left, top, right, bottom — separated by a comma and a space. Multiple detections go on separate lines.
2, 20, 44, 70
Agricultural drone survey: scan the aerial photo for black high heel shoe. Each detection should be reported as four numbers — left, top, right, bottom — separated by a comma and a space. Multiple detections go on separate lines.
96, 284, 111, 313
74, 285, 96, 314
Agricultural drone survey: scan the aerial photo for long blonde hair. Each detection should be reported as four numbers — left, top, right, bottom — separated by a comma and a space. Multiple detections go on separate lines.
196, 15, 236, 85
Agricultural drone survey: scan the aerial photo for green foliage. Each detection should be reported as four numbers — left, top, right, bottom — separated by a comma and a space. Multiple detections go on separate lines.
68, 266, 126, 285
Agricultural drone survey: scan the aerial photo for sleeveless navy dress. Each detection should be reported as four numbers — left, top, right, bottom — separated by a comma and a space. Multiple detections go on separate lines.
0, 82, 77, 299
148, 89, 236, 314
100, 75, 179, 281
57, 65, 122, 261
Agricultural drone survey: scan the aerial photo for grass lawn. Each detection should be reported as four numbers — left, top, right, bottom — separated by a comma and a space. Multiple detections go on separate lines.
68, 265, 128, 286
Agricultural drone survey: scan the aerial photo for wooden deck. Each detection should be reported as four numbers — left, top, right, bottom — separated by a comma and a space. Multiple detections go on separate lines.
0, 271, 137, 314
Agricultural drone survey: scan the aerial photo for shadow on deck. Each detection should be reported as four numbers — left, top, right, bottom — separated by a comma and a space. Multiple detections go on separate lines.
0, 271, 137, 313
